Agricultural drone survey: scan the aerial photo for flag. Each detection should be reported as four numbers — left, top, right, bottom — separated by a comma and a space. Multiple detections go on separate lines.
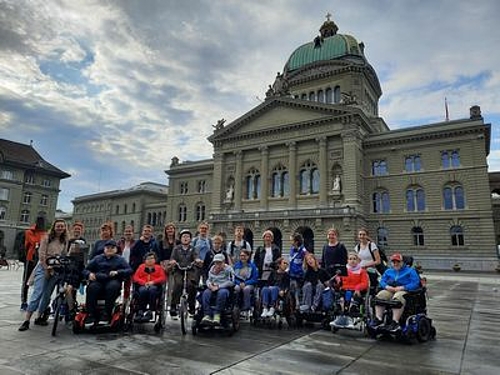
445, 97, 450, 121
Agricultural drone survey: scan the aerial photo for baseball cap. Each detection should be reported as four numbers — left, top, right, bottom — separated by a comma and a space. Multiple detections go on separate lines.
390, 253, 403, 262
213, 254, 225, 263
104, 239, 117, 248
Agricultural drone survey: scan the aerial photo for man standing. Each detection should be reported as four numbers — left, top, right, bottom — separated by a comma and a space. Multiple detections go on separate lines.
20, 215, 47, 311
129, 225, 160, 272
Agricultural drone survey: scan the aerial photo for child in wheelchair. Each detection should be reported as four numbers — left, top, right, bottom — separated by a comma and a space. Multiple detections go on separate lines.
131, 251, 166, 323
330, 252, 369, 329
259, 257, 290, 319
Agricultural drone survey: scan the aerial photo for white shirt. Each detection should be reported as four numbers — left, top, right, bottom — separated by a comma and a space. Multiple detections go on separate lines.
357, 242, 378, 268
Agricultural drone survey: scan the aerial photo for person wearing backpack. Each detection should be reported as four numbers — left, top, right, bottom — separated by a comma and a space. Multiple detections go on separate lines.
354, 228, 386, 291
227, 225, 252, 265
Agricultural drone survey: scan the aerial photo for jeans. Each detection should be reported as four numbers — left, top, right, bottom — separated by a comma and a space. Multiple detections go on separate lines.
202, 288, 230, 316
27, 263, 59, 314
290, 278, 302, 307
136, 285, 160, 311
301, 282, 324, 309
234, 284, 254, 311
21, 260, 36, 304
261, 286, 279, 308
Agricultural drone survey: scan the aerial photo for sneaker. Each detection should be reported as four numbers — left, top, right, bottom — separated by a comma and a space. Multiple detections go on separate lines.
371, 318, 384, 329
330, 316, 346, 327
299, 305, 310, 312
261, 308, 269, 318
34, 317, 48, 326
213, 314, 221, 325
387, 321, 401, 332
201, 315, 212, 324
143, 310, 153, 321
345, 317, 355, 329
20, 303, 28, 311
267, 307, 275, 317
18, 320, 30, 331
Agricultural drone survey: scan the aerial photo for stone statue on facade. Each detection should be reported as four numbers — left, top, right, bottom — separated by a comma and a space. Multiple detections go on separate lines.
225, 184, 234, 202
212, 118, 226, 131
332, 175, 341, 193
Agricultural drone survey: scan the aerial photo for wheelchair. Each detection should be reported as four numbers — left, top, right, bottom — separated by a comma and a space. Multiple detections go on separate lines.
366, 256, 436, 343
251, 285, 295, 329
73, 280, 127, 334
124, 282, 167, 334
329, 289, 373, 334
191, 286, 240, 336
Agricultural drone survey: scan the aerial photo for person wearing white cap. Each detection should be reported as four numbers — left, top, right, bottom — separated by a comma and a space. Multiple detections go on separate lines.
201, 253, 234, 325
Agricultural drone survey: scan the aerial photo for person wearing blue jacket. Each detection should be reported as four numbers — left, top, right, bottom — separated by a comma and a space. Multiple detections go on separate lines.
233, 249, 258, 315
83, 239, 132, 324
372, 252, 421, 332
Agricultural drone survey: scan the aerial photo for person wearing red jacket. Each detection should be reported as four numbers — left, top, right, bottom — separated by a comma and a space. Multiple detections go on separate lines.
132, 251, 166, 322
21, 215, 47, 311
331, 252, 369, 328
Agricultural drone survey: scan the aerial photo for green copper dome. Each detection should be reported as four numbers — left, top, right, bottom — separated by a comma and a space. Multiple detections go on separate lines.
285, 33, 364, 72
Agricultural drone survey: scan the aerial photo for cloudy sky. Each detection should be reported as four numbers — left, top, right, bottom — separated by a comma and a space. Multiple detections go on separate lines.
1, 0, 499, 212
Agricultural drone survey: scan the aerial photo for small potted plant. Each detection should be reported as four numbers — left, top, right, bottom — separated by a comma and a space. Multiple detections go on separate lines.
452, 263, 461, 272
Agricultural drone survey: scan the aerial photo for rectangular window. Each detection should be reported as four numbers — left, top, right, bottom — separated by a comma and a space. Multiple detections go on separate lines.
441, 150, 460, 169
1, 170, 14, 180
180, 182, 188, 195
40, 195, 48, 206
24, 173, 35, 184
42, 179, 51, 187
372, 160, 388, 176
197, 180, 206, 193
0, 188, 9, 201
404, 155, 421, 172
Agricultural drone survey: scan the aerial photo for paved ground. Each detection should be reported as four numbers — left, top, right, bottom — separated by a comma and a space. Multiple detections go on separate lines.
0, 267, 499, 375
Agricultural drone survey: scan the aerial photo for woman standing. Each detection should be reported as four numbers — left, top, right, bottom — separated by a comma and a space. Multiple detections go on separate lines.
159, 223, 180, 267
355, 228, 382, 289
320, 228, 348, 278
253, 230, 281, 280
19, 219, 69, 331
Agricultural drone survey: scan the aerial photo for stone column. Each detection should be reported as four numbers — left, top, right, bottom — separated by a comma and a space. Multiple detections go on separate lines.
234, 151, 243, 211
341, 128, 362, 210
288, 141, 297, 208
211, 151, 224, 213
260, 145, 269, 210
317, 136, 328, 206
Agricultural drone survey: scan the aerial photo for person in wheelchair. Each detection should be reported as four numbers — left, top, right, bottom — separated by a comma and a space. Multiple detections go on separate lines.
372, 252, 421, 332
299, 253, 330, 313
260, 257, 290, 318
233, 249, 258, 317
330, 252, 369, 328
201, 253, 234, 325
132, 252, 166, 322
83, 240, 132, 324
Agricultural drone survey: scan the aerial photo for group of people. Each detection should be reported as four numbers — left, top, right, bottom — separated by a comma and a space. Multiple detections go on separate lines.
17, 217, 421, 334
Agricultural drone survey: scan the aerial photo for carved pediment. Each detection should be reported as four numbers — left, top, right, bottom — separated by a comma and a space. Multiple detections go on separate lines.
209, 98, 352, 143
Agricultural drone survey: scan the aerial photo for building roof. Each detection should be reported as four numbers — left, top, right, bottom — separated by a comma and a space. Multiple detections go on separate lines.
0, 139, 70, 178
285, 33, 364, 72
73, 181, 168, 202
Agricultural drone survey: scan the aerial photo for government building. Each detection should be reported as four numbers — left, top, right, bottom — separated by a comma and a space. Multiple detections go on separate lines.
165, 17, 498, 271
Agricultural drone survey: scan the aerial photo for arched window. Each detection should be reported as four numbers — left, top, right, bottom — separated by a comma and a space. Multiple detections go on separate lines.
334, 86, 341, 103
0, 206, 6, 220
309, 91, 316, 101
443, 184, 465, 210
301, 93, 307, 100
411, 227, 424, 246
20, 209, 30, 223
147, 212, 152, 225
442, 150, 460, 169
373, 191, 390, 213
124, 204, 128, 214
271, 165, 289, 198
196, 203, 206, 221
299, 161, 319, 195
178, 204, 187, 222
245, 168, 261, 200
121, 221, 126, 234
317, 90, 324, 103
405, 155, 422, 172
372, 160, 388, 176
450, 225, 464, 246
325, 88, 333, 103
152, 213, 157, 226
115, 205, 119, 215
132, 203, 136, 213
406, 188, 426, 212
377, 227, 389, 248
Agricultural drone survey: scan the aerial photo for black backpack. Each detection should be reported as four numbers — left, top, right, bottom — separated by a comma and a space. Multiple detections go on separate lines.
355, 241, 387, 275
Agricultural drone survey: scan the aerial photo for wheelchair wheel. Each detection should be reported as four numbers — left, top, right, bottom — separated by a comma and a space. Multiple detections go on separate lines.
51, 298, 62, 337
154, 322, 162, 333
179, 299, 188, 335
416, 316, 431, 342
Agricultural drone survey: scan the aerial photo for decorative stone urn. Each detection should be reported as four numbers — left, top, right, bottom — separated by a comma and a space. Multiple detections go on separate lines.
452, 263, 461, 272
